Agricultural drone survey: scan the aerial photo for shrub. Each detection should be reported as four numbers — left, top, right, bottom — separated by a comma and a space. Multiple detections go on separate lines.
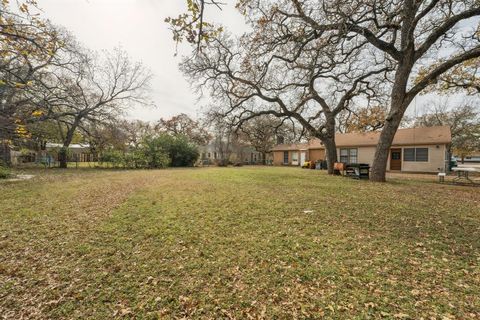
167, 135, 199, 167
0, 162, 12, 179
99, 150, 124, 168
140, 137, 171, 168
123, 150, 148, 169
141, 134, 198, 168
97, 134, 199, 170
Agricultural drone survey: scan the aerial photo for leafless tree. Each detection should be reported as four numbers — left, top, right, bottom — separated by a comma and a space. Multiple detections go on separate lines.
155, 113, 211, 145
414, 99, 480, 163
255, 0, 480, 180
182, 28, 389, 173
175, 0, 480, 180
237, 115, 302, 163
31, 43, 152, 167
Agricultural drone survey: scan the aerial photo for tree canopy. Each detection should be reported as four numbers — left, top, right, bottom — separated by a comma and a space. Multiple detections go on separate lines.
171, 0, 480, 180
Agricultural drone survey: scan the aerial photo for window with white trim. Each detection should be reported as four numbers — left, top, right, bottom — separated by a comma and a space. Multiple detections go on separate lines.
339, 148, 358, 164
292, 152, 298, 161
403, 148, 428, 162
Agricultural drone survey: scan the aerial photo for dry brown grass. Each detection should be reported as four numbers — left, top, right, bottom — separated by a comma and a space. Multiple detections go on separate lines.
1, 167, 479, 319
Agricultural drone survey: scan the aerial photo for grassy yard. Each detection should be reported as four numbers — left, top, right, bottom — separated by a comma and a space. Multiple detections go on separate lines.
0, 167, 479, 319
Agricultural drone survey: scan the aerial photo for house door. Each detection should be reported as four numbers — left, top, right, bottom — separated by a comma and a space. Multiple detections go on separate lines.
300, 152, 306, 166
390, 148, 402, 170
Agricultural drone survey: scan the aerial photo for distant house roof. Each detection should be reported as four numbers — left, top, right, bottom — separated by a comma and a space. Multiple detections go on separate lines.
46, 143, 90, 149
270, 142, 309, 151
273, 126, 451, 151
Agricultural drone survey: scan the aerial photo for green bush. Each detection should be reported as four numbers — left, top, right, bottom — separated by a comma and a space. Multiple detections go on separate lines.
99, 150, 125, 168
140, 136, 171, 168
144, 134, 198, 167
123, 150, 149, 169
0, 163, 12, 179
168, 135, 199, 167
97, 133, 198, 170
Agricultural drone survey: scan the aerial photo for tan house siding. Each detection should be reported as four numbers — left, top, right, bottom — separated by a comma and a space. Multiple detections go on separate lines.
308, 149, 325, 162
273, 151, 285, 165
336, 146, 377, 165
272, 150, 307, 166
335, 144, 446, 172
275, 144, 447, 172
273, 150, 324, 165
400, 144, 446, 172
270, 127, 451, 172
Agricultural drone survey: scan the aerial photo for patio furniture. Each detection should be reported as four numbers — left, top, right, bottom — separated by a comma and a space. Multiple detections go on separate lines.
451, 167, 479, 184
345, 163, 370, 180
334, 162, 370, 179
333, 162, 345, 175
437, 172, 446, 183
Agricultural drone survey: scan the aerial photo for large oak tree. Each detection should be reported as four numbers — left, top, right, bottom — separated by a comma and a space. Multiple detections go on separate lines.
172, 0, 480, 181
181, 31, 388, 173
241, 0, 480, 181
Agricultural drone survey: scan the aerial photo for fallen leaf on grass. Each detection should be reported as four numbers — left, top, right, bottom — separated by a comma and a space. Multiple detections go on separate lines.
394, 313, 410, 319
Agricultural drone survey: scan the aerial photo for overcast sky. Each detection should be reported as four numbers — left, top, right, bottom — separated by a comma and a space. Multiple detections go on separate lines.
37, 1, 474, 122
38, 0, 246, 121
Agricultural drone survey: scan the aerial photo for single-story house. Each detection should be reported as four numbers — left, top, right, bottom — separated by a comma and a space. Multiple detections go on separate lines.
45, 143, 95, 162
271, 126, 452, 173
197, 143, 264, 165
453, 152, 480, 163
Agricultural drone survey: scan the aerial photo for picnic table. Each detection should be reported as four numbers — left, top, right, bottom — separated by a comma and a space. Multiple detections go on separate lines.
451, 167, 480, 184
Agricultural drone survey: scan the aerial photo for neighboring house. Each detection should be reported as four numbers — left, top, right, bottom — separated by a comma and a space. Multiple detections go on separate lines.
271, 126, 451, 173
197, 143, 263, 165
45, 143, 95, 162
453, 152, 480, 163
271, 143, 316, 167
197, 143, 218, 165
234, 145, 264, 164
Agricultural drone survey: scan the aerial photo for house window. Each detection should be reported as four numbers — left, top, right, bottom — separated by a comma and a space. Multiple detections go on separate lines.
339, 148, 358, 164
349, 148, 358, 164
208, 152, 211, 158
283, 151, 289, 164
214, 152, 217, 159
416, 148, 428, 161
404, 148, 428, 162
292, 152, 298, 161
404, 148, 415, 161
340, 149, 348, 163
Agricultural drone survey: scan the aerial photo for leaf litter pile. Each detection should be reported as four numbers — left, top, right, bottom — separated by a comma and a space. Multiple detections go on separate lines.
0, 167, 479, 319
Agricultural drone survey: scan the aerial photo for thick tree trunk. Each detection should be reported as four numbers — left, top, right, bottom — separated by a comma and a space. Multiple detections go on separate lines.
370, 57, 414, 182
59, 119, 80, 168
58, 147, 68, 168
323, 136, 337, 175
370, 118, 402, 181
320, 116, 337, 175
1, 142, 11, 166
